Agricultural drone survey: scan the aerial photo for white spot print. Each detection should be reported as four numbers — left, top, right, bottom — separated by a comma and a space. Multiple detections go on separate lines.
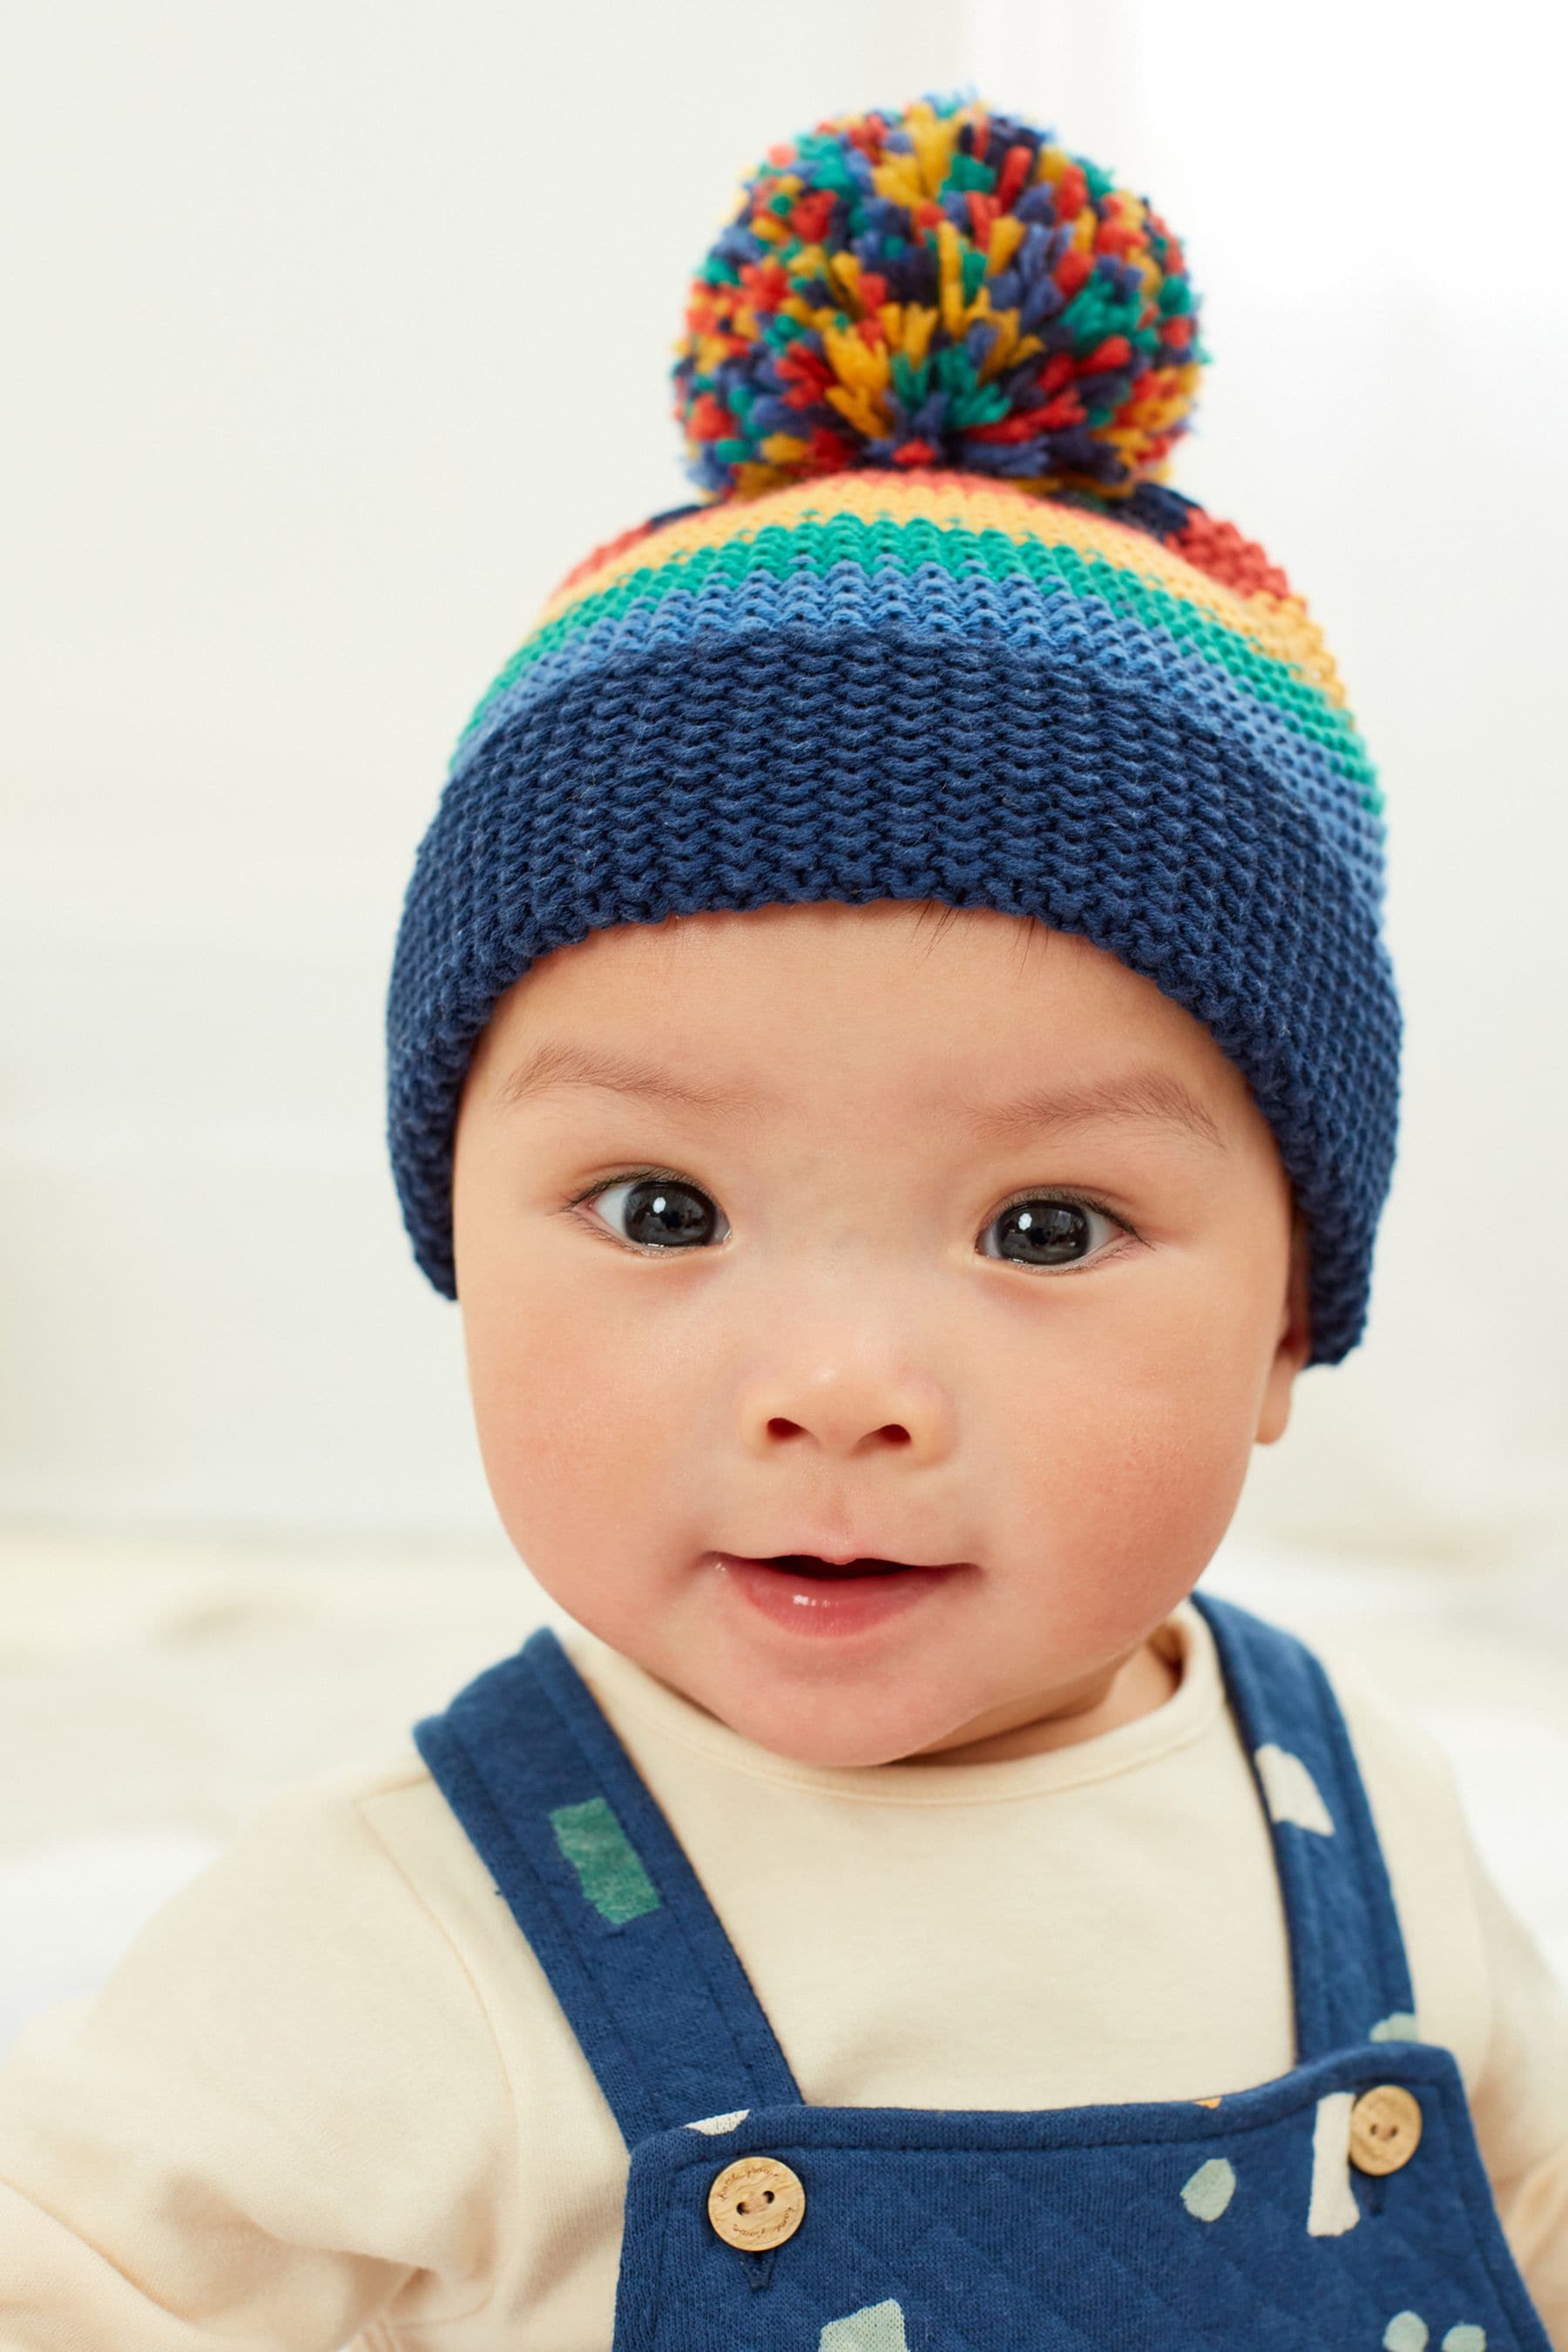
1383, 2317, 1429, 2352
1254, 1744, 1335, 1835
1442, 2330, 1486, 2351
1179, 2156, 1236, 2220
1370, 2012, 1422, 2043
1307, 2091, 1362, 2235
684, 2109, 749, 2134
820, 2299, 910, 2352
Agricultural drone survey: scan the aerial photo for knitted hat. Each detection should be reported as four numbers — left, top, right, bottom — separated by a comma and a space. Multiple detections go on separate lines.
387, 95, 1399, 1367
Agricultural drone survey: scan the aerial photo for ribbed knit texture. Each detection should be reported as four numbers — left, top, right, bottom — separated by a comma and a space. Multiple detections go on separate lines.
386, 467, 1399, 1365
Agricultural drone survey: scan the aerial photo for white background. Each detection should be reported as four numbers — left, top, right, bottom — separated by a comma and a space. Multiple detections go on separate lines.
3, 1, 1566, 2029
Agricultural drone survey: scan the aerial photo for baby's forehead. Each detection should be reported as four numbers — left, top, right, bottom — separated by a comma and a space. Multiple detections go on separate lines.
472, 900, 1254, 1157
493, 897, 1183, 1015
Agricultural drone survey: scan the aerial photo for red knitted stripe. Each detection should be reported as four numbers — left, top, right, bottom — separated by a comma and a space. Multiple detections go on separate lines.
1168, 510, 1294, 601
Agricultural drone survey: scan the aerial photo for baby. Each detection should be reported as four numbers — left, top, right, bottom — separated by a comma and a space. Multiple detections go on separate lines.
2, 93, 1565, 2351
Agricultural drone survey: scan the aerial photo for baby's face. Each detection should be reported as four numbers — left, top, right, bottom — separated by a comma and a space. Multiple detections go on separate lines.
451, 900, 1308, 1767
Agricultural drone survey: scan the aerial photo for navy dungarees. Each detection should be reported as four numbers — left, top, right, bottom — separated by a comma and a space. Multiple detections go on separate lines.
413, 1593, 1552, 2350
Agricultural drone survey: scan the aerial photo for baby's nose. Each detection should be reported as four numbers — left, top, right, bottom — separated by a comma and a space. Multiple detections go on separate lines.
736, 1358, 954, 1463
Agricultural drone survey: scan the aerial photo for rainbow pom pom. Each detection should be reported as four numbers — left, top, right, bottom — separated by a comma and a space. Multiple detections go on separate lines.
674, 94, 1206, 504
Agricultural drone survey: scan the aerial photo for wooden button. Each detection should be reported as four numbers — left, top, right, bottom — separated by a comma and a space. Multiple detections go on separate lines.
1348, 2084, 1423, 2175
707, 2155, 806, 2250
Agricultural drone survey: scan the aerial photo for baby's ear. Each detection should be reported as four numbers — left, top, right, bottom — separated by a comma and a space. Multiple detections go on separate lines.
1255, 1213, 1313, 1446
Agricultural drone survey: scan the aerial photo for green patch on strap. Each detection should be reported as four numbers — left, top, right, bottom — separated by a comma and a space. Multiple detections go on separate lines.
549, 1795, 661, 1925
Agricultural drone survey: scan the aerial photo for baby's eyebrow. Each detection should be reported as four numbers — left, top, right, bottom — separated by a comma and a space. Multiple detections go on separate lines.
496, 1039, 1227, 1152
957, 1070, 1230, 1154
495, 1038, 753, 1117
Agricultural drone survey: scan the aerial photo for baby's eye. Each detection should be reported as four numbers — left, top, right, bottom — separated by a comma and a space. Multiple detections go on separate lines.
581, 1173, 729, 1252
979, 1192, 1125, 1272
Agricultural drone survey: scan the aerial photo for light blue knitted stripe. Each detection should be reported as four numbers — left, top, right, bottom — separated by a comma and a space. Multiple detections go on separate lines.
456, 541, 1377, 814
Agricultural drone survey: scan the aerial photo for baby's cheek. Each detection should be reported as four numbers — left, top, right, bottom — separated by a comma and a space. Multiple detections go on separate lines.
462, 1267, 704, 1598
988, 1334, 1259, 1651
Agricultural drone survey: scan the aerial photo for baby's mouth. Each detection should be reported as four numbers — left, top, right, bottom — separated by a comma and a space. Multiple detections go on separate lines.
713, 1550, 967, 1637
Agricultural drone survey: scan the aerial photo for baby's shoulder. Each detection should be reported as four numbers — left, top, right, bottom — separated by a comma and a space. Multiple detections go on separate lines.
236, 1733, 506, 1935
101, 1734, 491, 1992
44, 1730, 531, 2139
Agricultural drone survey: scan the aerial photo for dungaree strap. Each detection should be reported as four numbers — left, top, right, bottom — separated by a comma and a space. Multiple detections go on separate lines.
1191, 1589, 1417, 2063
413, 1628, 801, 2148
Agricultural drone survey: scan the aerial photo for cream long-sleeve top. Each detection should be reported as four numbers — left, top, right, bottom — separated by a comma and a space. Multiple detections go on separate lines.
1, 1599, 1565, 2350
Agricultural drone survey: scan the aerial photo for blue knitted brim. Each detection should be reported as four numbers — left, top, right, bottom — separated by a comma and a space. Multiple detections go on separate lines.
386, 624, 1399, 1365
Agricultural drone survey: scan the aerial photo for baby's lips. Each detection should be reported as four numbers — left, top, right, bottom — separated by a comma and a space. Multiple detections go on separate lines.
717, 1543, 972, 1572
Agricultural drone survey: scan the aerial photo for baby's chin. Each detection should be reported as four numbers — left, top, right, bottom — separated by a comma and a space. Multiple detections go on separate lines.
632, 1572, 1039, 1766
643, 1630, 1078, 1771
563, 1610, 969, 1769
687, 1676, 1010, 1770
676, 1644, 1172, 1769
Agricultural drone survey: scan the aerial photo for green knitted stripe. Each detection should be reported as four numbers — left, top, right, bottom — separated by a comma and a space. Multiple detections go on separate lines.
460, 519, 1379, 814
